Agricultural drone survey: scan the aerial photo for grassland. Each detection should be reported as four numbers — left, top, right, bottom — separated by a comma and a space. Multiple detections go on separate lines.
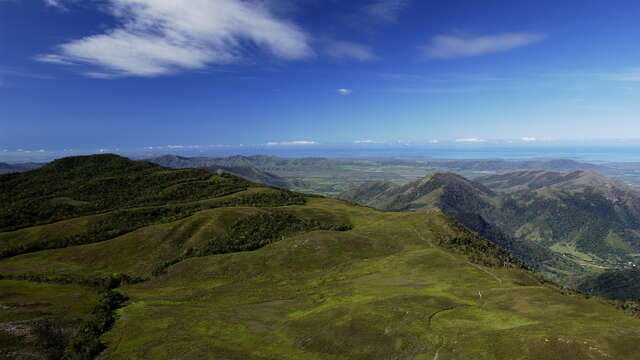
3, 155, 640, 359
94, 198, 640, 359
0, 279, 97, 359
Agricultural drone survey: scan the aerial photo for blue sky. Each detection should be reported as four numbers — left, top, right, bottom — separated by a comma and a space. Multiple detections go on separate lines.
1, 0, 639, 152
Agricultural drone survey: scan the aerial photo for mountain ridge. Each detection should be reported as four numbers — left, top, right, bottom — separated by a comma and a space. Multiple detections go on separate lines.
340, 169, 640, 288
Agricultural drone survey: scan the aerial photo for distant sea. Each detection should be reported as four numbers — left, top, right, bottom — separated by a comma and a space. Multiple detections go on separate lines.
2, 145, 640, 163
170, 146, 640, 163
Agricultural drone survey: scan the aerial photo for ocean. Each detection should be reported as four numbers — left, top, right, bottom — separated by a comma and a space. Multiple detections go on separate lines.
3, 145, 640, 163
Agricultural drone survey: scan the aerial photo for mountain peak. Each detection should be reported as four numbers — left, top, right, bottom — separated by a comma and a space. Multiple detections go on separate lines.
43, 154, 151, 175
421, 172, 495, 196
339, 172, 495, 212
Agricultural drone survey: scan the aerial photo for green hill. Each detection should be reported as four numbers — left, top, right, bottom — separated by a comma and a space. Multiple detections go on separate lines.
146, 155, 290, 189
340, 170, 640, 288
3, 156, 640, 359
339, 173, 583, 283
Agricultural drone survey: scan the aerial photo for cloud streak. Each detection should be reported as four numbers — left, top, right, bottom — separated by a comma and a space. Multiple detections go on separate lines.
36, 0, 313, 77
326, 41, 377, 61
421, 32, 545, 59
266, 140, 319, 146
455, 138, 486, 143
363, 0, 409, 22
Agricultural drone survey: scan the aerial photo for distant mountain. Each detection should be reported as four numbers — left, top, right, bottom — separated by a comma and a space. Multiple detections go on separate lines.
476, 169, 629, 193
145, 155, 290, 188
340, 172, 495, 212
146, 154, 335, 170
0, 161, 42, 174
476, 170, 640, 259
424, 158, 615, 174
200, 165, 289, 189
340, 170, 640, 287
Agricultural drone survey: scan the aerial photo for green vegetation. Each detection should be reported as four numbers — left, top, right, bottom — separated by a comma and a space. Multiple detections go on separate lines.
65, 290, 129, 359
0, 154, 252, 232
339, 170, 640, 289
149, 154, 640, 195
3, 155, 640, 359
152, 210, 351, 276
0, 279, 97, 359
579, 268, 640, 301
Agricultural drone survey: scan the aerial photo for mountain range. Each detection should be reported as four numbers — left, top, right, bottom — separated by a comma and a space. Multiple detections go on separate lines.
2, 154, 640, 359
0, 162, 42, 174
339, 170, 640, 289
145, 154, 291, 189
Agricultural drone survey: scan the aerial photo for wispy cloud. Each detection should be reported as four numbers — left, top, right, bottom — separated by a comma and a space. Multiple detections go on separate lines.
35, 0, 313, 78
326, 41, 377, 61
606, 69, 640, 82
43, 0, 63, 7
421, 32, 545, 59
521, 137, 537, 142
33, 54, 74, 65
455, 138, 486, 143
337, 88, 352, 95
266, 140, 319, 146
363, 0, 409, 22
389, 87, 477, 94
354, 139, 381, 144
0, 67, 53, 80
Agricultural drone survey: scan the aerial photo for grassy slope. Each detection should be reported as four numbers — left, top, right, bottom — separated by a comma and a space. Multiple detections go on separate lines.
3, 157, 640, 359
0, 155, 311, 358
0, 279, 98, 358
340, 171, 640, 288
93, 198, 640, 360
338, 175, 585, 285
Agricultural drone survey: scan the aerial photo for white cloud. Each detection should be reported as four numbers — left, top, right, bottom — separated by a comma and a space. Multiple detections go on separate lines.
34, 54, 74, 65
429, 139, 439, 144
354, 139, 380, 144
337, 88, 352, 95
36, 0, 313, 77
326, 41, 377, 61
44, 0, 63, 7
455, 138, 486, 143
364, 0, 409, 22
266, 140, 319, 146
521, 137, 537, 142
83, 72, 120, 79
421, 32, 545, 59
